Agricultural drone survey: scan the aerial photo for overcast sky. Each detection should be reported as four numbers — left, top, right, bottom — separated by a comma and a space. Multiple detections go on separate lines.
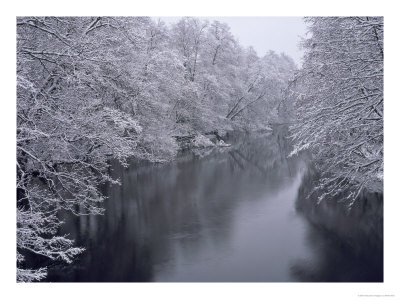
156, 17, 308, 66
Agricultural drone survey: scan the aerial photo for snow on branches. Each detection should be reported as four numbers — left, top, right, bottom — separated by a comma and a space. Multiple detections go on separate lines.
16, 17, 158, 281
16, 16, 299, 281
289, 17, 383, 205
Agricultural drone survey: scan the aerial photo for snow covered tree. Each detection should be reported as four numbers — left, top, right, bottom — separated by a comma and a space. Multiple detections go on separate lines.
16, 17, 300, 281
225, 50, 296, 130
289, 17, 383, 205
169, 17, 296, 134
170, 17, 208, 83
16, 17, 175, 281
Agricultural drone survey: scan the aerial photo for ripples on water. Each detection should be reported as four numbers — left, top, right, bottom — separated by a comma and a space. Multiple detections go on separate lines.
43, 127, 383, 282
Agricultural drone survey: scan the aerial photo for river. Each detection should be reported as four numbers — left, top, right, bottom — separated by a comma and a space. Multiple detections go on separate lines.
45, 127, 383, 282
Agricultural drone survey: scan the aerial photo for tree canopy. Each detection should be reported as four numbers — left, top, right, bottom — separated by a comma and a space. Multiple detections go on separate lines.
289, 17, 383, 205
16, 16, 296, 281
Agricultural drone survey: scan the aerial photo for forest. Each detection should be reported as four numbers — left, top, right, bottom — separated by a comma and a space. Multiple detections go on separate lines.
16, 16, 383, 282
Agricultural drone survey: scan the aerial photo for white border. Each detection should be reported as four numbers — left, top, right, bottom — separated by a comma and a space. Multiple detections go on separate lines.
2, 1, 399, 299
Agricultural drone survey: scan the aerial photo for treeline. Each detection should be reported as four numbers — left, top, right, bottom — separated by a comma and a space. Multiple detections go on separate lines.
288, 17, 383, 205
16, 17, 296, 281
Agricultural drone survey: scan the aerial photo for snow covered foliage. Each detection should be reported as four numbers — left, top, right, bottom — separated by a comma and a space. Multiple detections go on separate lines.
216, 140, 231, 147
16, 17, 298, 281
169, 18, 297, 133
192, 135, 215, 148
16, 17, 176, 281
289, 17, 383, 205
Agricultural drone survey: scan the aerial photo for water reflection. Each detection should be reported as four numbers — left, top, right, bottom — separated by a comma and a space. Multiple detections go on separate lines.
44, 127, 383, 282
291, 176, 383, 282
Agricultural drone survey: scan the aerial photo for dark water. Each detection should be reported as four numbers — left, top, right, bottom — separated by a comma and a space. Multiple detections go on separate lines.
45, 128, 383, 282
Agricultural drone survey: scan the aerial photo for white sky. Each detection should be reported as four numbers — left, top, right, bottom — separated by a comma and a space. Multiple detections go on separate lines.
156, 17, 307, 66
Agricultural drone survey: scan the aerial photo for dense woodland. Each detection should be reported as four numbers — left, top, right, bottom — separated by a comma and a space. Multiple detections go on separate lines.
289, 17, 383, 204
16, 17, 383, 282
